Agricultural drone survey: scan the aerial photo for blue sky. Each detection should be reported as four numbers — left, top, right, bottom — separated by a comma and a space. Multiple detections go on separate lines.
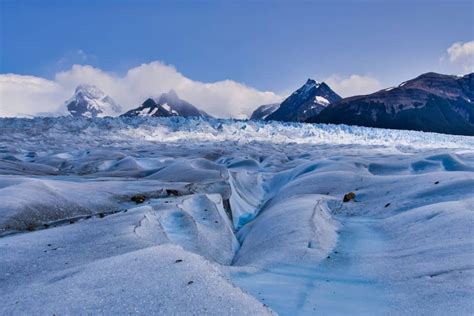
1, 0, 473, 117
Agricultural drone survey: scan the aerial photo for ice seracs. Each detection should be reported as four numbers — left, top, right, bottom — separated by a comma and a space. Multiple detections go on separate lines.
65, 84, 122, 118
121, 90, 210, 118
264, 79, 342, 122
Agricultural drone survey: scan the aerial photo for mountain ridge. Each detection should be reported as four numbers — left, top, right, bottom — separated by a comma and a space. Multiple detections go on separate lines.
308, 72, 474, 136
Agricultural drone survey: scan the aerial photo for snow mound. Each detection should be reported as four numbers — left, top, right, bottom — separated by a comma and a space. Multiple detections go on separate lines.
1, 243, 273, 315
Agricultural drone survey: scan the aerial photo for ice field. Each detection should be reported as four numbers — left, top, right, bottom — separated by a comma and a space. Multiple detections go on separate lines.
0, 117, 473, 315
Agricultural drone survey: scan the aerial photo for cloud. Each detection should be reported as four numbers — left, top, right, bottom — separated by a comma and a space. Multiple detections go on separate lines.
0, 74, 69, 117
76, 49, 89, 60
54, 49, 96, 70
1, 61, 282, 118
446, 40, 474, 73
324, 74, 381, 97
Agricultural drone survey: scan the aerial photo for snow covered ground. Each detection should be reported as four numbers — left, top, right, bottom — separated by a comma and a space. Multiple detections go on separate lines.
0, 117, 473, 315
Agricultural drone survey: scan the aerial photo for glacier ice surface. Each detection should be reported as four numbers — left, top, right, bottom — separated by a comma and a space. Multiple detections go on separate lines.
0, 117, 473, 315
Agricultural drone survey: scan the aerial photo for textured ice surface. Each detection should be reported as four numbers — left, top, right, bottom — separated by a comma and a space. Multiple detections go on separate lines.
0, 117, 473, 315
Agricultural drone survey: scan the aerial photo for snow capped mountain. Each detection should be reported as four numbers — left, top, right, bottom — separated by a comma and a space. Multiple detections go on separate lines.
265, 79, 342, 122
250, 103, 280, 120
65, 84, 122, 118
45, 72, 474, 136
121, 90, 209, 118
309, 72, 474, 136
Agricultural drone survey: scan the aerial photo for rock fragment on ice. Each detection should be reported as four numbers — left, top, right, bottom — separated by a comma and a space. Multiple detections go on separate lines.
343, 192, 356, 202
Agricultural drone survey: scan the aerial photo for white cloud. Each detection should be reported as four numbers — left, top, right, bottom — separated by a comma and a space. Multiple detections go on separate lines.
446, 40, 474, 73
76, 49, 89, 60
324, 74, 381, 97
54, 49, 95, 70
1, 61, 282, 118
0, 74, 70, 117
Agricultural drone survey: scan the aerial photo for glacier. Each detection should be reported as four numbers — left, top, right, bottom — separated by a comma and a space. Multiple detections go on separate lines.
0, 117, 473, 315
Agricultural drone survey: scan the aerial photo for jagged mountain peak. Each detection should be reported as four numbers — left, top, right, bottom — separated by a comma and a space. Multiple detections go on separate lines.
65, 84, 122, 118
75, 83, 102, 93
160, 89, 179, 100
292, 79, 321, 96
265, 79, 341, 122
155, 90, 182, 106
303, 78, 321, 88
121, 90, 209, 118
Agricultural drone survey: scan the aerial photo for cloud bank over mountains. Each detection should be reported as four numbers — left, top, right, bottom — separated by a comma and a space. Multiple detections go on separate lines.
2, 40, 471, 118
0, 61, 282, 118
0, 64, 385, 118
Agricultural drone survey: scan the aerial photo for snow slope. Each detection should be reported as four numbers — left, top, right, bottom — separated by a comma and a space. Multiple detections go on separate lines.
0, 117, 473, 315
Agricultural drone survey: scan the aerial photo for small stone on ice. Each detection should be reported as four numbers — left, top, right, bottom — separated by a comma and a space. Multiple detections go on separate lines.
343, 192, 356, 202
131, 195, 146, 204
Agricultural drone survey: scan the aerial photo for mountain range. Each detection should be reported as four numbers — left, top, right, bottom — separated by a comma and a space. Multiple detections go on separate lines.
308, 72, 474, 136
64, 87, 208, 119
62, 71, 474, 136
